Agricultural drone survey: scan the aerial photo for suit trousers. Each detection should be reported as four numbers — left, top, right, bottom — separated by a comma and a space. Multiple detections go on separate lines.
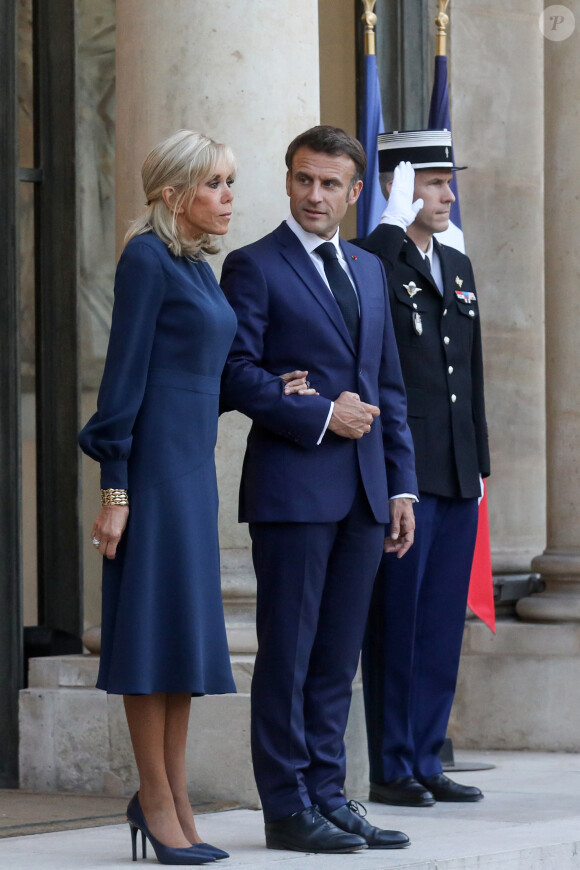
249, 482, 385, 823
362, 493, 478, 783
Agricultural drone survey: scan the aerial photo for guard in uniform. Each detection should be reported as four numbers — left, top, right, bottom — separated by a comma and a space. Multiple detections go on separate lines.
355, 130, 490, 807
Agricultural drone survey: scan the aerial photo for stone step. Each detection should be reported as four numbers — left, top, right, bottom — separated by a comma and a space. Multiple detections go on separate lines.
1, 765, 579, 870
26, 653, 258, 691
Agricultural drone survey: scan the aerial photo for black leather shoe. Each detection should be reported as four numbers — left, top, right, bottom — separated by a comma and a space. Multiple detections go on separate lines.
265, 805, 367, 853
326, 800, 410, 849
369, 776, 436, 807
419, 773, 484, 802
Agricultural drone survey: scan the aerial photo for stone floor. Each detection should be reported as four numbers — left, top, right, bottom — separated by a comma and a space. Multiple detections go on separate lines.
1, 751, 579, 869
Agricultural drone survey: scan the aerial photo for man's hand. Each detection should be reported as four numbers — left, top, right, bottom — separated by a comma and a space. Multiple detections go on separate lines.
381, 161, 424, 230
384, 497, 415, 558
327, 391, 380, 439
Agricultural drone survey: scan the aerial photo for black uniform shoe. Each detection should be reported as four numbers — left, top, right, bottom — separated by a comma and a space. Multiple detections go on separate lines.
326, 800, 410, 849
370, 776, 436, 807
264, 805, 367, 853
419, 773, 484, 802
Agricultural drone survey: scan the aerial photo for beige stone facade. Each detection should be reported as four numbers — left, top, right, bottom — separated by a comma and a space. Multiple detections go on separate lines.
17, 0, 580, 797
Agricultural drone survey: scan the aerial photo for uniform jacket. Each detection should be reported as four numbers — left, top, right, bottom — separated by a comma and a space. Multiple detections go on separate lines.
220, 221, 418, 523
354, 223, 489, 499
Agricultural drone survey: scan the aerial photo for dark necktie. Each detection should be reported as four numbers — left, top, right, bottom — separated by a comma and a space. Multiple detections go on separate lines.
424, 252, 443, 296
315, 242, 360, 347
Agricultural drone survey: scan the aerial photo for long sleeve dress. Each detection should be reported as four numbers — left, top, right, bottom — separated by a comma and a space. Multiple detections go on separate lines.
79, 232, 237, 695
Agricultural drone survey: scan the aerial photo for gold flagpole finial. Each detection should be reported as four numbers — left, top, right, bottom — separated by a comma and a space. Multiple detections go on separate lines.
435, 0, 450, 57
361, 0, 378, 56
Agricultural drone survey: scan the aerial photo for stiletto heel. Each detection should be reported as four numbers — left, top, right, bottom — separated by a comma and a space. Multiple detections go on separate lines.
130, 823, 138, 861
126, 792, 216, 865
141, 829, 147, 859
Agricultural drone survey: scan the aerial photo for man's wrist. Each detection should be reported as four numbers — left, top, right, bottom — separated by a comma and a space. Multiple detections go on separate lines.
380, 213, 409, 231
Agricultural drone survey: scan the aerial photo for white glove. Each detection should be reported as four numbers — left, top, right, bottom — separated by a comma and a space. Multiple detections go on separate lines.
380, 161, 424, 230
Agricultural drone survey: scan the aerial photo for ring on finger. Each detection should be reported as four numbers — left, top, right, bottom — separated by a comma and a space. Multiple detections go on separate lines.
92, 537, 101, 547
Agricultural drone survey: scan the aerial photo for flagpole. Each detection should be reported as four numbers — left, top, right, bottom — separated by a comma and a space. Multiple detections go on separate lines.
435, 0, 450, 57
357, 0, 387, 236
361, 0, 377, 56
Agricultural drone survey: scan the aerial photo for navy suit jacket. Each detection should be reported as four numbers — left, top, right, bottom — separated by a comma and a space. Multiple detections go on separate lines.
220, 221, 417, 524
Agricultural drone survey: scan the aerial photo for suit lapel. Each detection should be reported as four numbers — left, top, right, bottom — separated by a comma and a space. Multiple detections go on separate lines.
275, 223, 355, 354
339, 239, 382, 360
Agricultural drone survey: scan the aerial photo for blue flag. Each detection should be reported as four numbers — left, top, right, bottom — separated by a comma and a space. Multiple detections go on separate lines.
357, 54, 387, 237
428, 55, 464, 252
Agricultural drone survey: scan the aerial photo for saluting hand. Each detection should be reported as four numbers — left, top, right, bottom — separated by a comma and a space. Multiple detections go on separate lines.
382, 161, 424, 230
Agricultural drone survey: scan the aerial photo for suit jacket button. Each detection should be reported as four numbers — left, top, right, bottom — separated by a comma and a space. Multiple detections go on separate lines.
451, 394, 457, 403
469, 310, 475, 317
443, 308, 448, 316
448, 365, 454, 374
444, 336, 450, 345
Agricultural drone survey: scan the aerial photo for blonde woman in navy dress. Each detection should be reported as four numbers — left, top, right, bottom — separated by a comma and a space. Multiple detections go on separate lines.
79, 130, 240, 865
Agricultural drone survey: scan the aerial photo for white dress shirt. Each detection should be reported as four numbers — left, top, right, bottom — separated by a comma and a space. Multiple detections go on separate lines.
285, 216, 415, 504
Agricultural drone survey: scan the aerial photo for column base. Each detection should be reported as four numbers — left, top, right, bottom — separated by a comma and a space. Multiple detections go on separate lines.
449, 619, 580, 751
517, 550, 580, 622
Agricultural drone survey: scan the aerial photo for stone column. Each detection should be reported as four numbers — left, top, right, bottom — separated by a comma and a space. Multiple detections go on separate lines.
518, 8, 580, 622
450, 2, 546, 578
115, 0, 320, 651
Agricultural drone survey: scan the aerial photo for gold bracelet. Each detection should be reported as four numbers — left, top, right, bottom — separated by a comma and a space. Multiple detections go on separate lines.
101, 488, 129, 506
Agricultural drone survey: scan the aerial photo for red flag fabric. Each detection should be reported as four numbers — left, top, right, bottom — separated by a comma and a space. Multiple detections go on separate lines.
467, 481, 496, 632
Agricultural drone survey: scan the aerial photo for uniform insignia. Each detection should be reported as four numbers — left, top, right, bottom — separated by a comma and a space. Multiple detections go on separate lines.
412, 311, 423, 335
403, 281, 422, 298
455, 289, 476, 304
455, 276, 463, 288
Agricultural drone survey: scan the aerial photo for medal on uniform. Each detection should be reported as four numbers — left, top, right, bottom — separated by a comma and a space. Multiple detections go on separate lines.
403, 281, 422, 298
412, 311, 423, 335
455, 289, 476, 303
455, 276, 464, 288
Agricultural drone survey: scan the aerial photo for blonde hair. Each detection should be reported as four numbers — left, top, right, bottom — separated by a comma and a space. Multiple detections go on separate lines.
124, 130, 236, 258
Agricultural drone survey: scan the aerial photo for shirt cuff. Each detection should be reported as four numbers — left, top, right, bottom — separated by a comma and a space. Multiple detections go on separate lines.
317, 401, 334, 445
389, 493, 418, 502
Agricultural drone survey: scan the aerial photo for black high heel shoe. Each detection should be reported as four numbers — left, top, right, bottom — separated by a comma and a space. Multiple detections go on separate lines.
127, 793, 216, 865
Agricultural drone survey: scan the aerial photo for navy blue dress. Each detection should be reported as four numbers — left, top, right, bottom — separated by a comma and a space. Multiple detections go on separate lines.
79, 233, 237, 695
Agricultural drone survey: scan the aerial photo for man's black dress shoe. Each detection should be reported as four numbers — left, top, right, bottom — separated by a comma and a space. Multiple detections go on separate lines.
419, 773, 484, 802
264, 805, 367, 853
369, 776, 436, 807
326, 800, 410, 849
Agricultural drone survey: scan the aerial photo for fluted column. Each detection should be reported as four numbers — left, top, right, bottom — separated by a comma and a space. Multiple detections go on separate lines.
115, 0, 320, 651
517, 15, 580, 622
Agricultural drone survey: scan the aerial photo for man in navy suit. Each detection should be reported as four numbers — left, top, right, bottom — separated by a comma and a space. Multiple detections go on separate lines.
355, 130, 490, 808
220, 126, 418, 854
